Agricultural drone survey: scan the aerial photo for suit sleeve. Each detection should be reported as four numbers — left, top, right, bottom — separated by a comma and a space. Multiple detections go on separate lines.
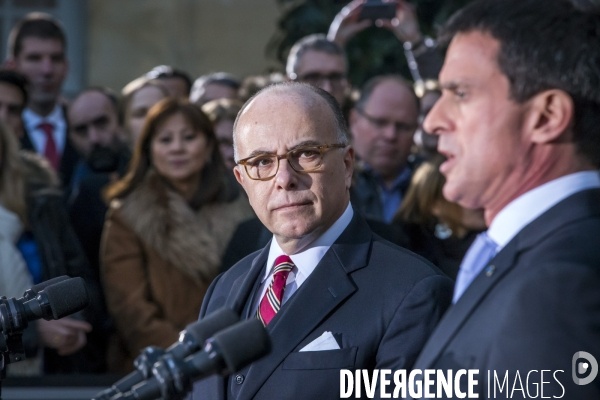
100, 207, 180, 355
376, 274, 453, 371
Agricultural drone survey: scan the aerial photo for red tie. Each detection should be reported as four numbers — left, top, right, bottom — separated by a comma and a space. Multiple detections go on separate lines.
38, 122, 60, 171
256, 255, 294, 326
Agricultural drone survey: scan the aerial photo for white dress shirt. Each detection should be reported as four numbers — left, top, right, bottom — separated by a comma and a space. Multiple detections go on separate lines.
23, 104, 67, 155
488, 171, 600, 252
251, 202, 354, 316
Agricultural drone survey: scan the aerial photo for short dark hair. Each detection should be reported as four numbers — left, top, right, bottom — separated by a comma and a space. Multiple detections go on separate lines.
8, 12, 66, 58
232, 82, 349, 161
0, 69, 28, 107
354, 75, 419, 114
146, 65, 193, 96
440, 0, 600, 166
286, 34, 347, 79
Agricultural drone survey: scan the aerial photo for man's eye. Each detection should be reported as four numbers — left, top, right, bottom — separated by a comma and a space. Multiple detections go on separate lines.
297, 149, 319, 158
248, 157, 273, 168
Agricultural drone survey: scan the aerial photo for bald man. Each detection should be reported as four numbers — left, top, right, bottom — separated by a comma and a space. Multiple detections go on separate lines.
190, 82, 452, 400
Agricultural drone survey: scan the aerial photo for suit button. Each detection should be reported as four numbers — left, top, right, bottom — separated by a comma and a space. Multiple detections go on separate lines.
235, 374, 244, 385
485, 265, 496, 277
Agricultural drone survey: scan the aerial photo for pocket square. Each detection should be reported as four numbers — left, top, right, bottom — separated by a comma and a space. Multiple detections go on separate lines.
299, 331, 341, 352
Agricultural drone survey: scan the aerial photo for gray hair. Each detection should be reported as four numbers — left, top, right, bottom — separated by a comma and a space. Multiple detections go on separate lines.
286, 34, 347, 80
233, 82, 349, 162
190, 72, 240, 104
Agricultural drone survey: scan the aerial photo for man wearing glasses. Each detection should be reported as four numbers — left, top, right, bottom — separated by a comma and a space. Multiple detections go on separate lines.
350, 75, 420, 223
190, 82, 452, 400
286, 34, 349, 107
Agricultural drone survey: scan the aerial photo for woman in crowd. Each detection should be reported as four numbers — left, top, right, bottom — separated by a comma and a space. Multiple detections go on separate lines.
101, 98, 253, 372
201, 98, 243, 170
121, 78, 169, 146
394, 155, 487, 279
0, 122, 96, 374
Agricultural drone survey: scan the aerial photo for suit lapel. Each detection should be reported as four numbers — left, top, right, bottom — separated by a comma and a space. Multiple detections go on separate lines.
225, 242, 271, 315
414, 239, 519, 368
236, 213, 371, 400
415, 188, 600, 368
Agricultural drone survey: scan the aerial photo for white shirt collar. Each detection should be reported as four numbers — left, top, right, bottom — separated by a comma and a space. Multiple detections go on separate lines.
262, 202, 354, 285
23, 104, 63, 131
23, 104, 67, 154
488, 171, 600, 249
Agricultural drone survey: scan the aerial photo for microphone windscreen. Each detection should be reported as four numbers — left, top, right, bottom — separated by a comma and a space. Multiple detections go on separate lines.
30, 276, 70, 294
213, 319, 271, 373
44, 277, 90, 319
185, 308, 239, 343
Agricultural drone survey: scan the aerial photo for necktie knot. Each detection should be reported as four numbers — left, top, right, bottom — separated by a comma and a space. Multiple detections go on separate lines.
38, 122, 55, 137
257, 255, 295, 326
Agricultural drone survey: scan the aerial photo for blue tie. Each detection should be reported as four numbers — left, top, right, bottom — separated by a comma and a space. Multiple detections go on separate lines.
453, 232, 498, 303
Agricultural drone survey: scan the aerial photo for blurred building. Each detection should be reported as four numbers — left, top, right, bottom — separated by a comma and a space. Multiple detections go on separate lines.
1, 0, 280, 95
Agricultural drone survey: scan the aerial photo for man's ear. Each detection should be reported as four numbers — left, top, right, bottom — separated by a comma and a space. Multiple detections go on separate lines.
526, 89, 574, 144
343, 145, 354, 190
233, 165, 245, 186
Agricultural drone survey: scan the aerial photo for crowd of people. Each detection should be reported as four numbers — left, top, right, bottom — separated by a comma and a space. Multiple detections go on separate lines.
0, 4, 597, 399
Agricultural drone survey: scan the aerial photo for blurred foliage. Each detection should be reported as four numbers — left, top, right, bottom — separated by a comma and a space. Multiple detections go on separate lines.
266, 0, 476, 87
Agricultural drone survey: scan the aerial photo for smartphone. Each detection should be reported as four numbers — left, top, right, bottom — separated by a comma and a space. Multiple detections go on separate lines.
358, 0, 396, 21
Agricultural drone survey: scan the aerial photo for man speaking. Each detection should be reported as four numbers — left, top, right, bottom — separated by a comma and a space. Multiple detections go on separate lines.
190, 82, 452, 399
413, 0, 600, 398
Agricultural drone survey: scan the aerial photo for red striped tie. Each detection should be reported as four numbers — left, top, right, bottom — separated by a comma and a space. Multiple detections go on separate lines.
38, 122, 60, 171
256, 255, 294, 326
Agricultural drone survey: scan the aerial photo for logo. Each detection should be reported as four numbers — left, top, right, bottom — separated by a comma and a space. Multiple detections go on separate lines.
572, 351, 598, 385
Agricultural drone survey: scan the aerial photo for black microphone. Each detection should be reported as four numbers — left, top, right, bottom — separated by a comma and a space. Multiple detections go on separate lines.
0, 277, 89, 335
94, 307, 239, 400
121, 319, 271, 400
22, 275, 70, 301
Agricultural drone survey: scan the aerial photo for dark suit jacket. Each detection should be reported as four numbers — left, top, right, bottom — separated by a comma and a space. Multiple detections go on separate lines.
220, 216, 409, 272
192, 212, 453, 400
20, 106, 80, 189
412, 188, 600, 399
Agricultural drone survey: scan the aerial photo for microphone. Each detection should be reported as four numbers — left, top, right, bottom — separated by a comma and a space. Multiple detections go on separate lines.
22, 275, 70, 301
120, 319, 271, 400
0, 277, 90, 335
94, 307, 239, 400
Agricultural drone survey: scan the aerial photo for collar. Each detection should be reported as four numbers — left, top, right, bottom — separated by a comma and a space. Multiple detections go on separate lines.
23, 104, 63, 131
488, 171, 600, 249
262, 202, 354, 284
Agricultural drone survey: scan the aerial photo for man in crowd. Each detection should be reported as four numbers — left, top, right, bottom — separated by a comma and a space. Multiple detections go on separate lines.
286, 34, 348, 107
68, 87, 129, 282
413, 0, 600, 398
350, 75, 420, 223
6, 12, 79, 187
190, 72, 240, 106
0, 69, 28, 138
191, 82, 452, 399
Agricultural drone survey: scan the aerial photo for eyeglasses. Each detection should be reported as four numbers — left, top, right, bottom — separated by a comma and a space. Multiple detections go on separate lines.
294, 72, 347, 89
237, 143, 347, 181
355, 108, 418, 135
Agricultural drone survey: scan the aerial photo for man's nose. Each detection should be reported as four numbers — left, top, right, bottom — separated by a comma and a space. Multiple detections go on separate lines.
274, 158, 299, 190
40, 57, 54, 75
423, 98, 447, 136
319, 79, 333, 94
